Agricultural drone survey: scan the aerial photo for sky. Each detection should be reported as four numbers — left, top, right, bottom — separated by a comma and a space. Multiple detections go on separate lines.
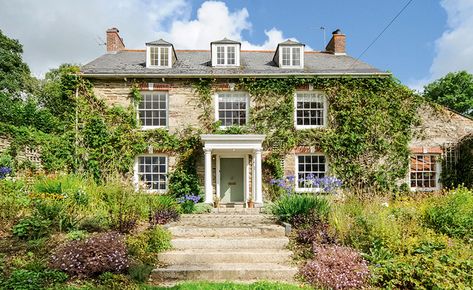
0, 0, 472, 90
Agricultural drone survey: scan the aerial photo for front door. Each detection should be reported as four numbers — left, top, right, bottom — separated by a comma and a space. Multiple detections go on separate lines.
219, 158, 244, 203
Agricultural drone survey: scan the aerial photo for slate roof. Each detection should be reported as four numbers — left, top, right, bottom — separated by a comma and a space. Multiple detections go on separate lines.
278, 40, 304, 46
210, 38, 241, 45
145, 39, 173, 46
81, 49, 388, 78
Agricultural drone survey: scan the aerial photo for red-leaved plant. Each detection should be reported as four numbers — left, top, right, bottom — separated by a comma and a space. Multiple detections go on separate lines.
300, 245, 370, 290
50, 232, 129, 277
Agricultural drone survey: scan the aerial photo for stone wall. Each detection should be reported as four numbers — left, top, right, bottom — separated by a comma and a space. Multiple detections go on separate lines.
410, 104, 473, 148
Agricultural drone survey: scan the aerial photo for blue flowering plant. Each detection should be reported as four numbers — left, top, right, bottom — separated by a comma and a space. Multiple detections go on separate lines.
270, 175, 342, 195
177, 194, 201, 214
0, 166, 12, 179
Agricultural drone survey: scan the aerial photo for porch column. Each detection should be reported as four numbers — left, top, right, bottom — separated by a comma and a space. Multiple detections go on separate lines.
254, 148, 263, 204
204, 148, 213, 204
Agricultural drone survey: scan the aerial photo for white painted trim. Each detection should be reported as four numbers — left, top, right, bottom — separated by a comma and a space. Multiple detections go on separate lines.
214, 92, 250, 128
294, 153, 328, 193
137, 91, 169, 130
294, 91, 328, 130
409, 154, 442, 191
211, 44, 240, 67
201, 134, 265, 151
278, 46, 304, 69
134, 154, 168, 193
245, 154, 250, 202
146, 46, 172, 68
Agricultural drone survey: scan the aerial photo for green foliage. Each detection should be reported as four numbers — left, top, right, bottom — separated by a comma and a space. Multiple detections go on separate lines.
329, 193, 473, 289
12, 216, 51, 240
271, 194, 330, 224
0, 179, 29, 224
128, 263, 154, 283
1, 268, 68, 290
193, 203, 213, 214
179, 200, 196, 214
0, 29, 35, 96
424, 188, 473, 241
424, 71, 473, 117
126, 227, 172, 265
98, 272, 134, 289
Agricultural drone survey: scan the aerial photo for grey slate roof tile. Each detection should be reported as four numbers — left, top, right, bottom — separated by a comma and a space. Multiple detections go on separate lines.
81, 50, 387, 77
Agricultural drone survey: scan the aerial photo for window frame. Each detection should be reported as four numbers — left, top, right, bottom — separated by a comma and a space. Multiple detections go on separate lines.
295, 153, 328, 193
214, 92, 250, 128
211, 44, 240, 67
294, 91, 328, 129
134, 154, 168, 193
137, 91, 169, 130
279, 46, 304, 68
146, 45, 172, 68
409, 154, 442, 191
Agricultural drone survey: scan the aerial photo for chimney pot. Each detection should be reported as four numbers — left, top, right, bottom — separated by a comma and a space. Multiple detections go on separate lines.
325, 28, 346, 55
106, 27, 125, 53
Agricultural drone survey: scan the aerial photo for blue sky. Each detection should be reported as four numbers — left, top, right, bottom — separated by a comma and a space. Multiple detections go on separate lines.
0, 0, 472, 89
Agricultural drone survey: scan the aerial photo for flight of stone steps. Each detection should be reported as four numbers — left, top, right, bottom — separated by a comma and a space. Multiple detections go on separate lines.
151, 208, 297, 283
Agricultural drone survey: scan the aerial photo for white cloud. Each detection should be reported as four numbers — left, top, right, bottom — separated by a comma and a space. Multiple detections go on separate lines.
0, 0, 303, 77
408, 0, 473, 89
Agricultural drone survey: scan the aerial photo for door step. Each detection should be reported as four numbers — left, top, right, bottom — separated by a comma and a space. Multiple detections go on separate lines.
158, 249, 292, 264
171, 237, 290, 250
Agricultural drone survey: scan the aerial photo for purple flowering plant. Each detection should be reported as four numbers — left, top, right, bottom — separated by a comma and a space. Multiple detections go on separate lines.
0, 166, 12, 179
270, 175, 342, 194
177, 194, 201, 204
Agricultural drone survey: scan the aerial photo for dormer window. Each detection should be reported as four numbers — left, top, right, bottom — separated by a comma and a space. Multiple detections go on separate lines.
211, 38, 240, 67
146, 39, 176, 68
274, 40, 305, 69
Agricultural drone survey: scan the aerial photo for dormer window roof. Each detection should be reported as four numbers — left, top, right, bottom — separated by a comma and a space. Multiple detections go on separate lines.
146, 38, 177, 68
211, 38, 241, 67
273, 40, 305, 69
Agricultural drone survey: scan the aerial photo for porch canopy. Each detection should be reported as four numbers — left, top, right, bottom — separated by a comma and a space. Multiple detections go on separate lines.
201, 134, 266, 205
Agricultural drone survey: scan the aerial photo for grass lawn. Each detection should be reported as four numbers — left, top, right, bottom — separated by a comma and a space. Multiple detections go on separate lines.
143, 281, 311, 290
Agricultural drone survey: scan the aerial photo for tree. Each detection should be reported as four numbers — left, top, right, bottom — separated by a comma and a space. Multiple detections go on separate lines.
0, 29, 35, 95
423, 71, 473, 117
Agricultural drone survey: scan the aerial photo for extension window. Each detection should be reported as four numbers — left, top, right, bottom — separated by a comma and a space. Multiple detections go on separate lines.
410, 154, 440, 190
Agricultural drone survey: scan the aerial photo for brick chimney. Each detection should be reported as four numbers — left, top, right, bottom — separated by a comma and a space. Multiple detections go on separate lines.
106, 27, 125, 53
325, 29, 346, 55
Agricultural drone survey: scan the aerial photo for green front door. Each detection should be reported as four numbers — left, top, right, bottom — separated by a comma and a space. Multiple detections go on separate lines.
220, 158, 244, 203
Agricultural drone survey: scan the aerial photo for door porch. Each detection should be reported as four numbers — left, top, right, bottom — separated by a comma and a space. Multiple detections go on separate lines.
201, 134, 265, 206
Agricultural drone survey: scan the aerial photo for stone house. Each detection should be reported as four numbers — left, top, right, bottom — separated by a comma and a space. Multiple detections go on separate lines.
80, 27, 473, 206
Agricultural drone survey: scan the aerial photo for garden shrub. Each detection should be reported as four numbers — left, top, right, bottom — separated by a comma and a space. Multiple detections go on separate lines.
1, 268, 68, 290
128, 263, 154, 283
178, 194, 201, 214
424, 188, 473, 241
193, 202, 213, 214
149, 207, 180, 226
99, 182, 142, 233
98, 272, 134, 289
126, 226, 171, 265
271, 194, 330, 225
12, 216, 51, 240
296, 219, 336, 246
50, 231, 129, 277
300, 245, 369, 290
0, 179, 29, 224
369, 241, 473, 289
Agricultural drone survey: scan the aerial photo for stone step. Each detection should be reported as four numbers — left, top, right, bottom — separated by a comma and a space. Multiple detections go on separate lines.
151, 263, 297, 282
168, 225, 285, 238
176, 215, 273, 226
158, 249, 292, 264
211, 208, 263, 215
171, 237, 289, 250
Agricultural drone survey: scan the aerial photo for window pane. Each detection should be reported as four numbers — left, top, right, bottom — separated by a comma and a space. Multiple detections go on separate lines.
160, 47, 169, 66
138, 92, 168, 127
217, 93, 248, 126
296, 93, 325, 127
150, 47, 158, 66
282, 47, 290, 66
227, 46, 235, 65
217, 46, 225, 65
410, 154, 437, 189
137, 156, 167, 191
292, 47, 301, 66
297, 154, 326, 189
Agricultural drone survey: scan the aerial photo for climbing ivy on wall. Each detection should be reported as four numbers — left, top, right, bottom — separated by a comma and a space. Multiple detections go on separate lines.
195, 76, 422, 194
1, 70, 423, 195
